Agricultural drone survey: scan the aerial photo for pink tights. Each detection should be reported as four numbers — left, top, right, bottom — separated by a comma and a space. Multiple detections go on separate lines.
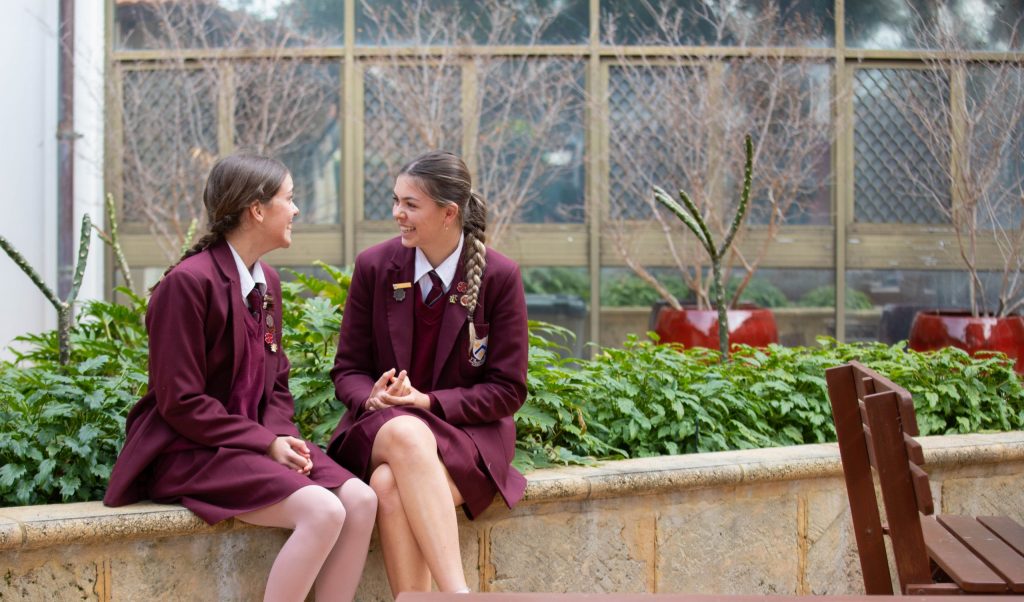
236, 480, 377, 602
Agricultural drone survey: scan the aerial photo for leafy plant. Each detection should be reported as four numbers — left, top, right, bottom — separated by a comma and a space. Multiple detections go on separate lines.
602, 273, 691, 308
280, 262, 352, 447
3, 259, 1023, 506
514, 335, 1024, 464
515, 322, 614, 470
710, 277, 788, 309
0, 291, 148, 505
521, 267, 590, 302
798, 285, 873, 310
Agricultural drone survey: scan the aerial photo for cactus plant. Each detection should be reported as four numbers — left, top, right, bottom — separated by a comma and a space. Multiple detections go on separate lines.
653, 134, 754, 359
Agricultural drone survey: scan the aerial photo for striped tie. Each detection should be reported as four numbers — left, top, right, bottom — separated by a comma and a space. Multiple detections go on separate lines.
247, 288, 263, 319
424, 270, 444, 307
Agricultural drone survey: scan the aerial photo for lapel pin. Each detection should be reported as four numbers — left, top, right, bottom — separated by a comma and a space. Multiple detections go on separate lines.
459, 294, 470, 307
456, 281, 467, 293
449, 294, 458, 304
392, 282, 411, 302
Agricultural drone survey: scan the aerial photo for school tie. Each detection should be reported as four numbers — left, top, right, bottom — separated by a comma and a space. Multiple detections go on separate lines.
247, 287, 263, 319
424, 270, 445, 307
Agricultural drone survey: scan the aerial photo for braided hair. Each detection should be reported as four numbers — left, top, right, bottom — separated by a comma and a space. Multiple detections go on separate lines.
154, 153, 289, 288
398, 151, 487, 320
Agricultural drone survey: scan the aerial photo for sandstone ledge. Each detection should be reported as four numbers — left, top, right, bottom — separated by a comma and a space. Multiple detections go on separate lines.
2, 431, 1022, 553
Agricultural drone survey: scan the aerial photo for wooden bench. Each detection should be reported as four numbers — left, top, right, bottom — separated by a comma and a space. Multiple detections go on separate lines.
826, 361, 1024, 595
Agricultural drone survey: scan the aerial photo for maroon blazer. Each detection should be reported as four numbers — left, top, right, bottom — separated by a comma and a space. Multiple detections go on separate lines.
328, 236, 529, 508
104, 241, 300, 506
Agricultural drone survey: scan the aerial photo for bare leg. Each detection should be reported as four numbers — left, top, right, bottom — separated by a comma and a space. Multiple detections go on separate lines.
313, 479, 378, 601
370, 416, 467, 594
236, 485, 346, 602
370, 463, 430, 595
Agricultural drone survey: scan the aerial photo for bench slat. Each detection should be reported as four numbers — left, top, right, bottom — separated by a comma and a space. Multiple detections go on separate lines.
937, 515, 1024, 592
909, 464, 933, 515
981, 516, 1024, 557
921, 516, 1008, 593
904, 434, 924, 465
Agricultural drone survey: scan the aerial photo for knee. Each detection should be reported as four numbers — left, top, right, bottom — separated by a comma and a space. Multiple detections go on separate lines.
369, 464, 400, 511
301, 487, 347, 537
339, 478, 378, 522
375, 416, 437, 461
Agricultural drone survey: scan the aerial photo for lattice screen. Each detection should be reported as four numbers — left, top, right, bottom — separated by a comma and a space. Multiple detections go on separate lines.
362, 65, 462, 220
853, 68, 950, 224
607, 65, 701, 221
121, 68, 217, 227
234, 61, 341, 224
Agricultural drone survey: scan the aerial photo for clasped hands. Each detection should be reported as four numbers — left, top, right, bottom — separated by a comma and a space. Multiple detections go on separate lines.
267, 436, 313, 475
364, 368, 430, 411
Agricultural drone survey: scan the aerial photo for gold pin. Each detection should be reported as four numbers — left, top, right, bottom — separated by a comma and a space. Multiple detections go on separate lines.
449, 294, 458, 304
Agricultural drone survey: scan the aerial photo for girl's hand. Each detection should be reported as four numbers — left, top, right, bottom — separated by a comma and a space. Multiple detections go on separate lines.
267, 436, 313, 474
364, 368, 395, 412
365, 368, 412, 411
386, 369, 411, 397
378, 382, 431, 410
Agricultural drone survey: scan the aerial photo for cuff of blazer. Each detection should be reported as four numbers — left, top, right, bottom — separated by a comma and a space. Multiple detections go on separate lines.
428, 393, 446, 419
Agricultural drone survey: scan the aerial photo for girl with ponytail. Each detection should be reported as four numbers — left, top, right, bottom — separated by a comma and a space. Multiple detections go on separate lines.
327, 150, 529, 595
106, 153, 376, 602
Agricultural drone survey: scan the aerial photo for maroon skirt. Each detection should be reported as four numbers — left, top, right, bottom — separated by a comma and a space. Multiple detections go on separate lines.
330, 406, 498, 519
148, 442, 354, 524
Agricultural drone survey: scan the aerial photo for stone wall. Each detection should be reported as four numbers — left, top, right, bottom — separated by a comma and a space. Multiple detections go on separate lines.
2, 432, 1023, 600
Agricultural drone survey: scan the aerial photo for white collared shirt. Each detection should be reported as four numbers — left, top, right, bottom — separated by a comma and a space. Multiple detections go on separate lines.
415, 233, 464, 302
227, 242, 267, 301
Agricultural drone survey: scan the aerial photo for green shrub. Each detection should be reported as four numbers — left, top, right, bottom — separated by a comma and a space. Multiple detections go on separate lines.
710, 276, 789, 309
280, 262, 351, 447
601, 273, 689, 307
798, 285, 874, 310
513, 336, 1024, 466
601, 273, 788, 308
521, 267, 590, 302
3, 265, 1023, 506
0, 290, 148, 505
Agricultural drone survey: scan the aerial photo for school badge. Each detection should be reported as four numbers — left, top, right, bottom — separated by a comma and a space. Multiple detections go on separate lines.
468, 322, 488, 367
392, 281, 412, 302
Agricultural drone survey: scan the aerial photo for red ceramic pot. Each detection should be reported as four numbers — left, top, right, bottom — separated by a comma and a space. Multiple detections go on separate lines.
908, 310, 1024, 373
653, 305, 779, 349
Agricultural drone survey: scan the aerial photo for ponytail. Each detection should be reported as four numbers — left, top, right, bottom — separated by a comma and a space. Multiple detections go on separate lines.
151, 213, 240, 291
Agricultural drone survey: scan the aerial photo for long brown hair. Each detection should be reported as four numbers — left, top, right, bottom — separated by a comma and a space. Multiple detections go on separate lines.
398, 150, 487, 319
155, 152, 289, 287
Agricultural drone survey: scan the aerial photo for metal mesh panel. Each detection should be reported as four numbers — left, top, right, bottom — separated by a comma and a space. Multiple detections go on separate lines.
607, 65, 704, 221
854, 68, 950, 224
234, 60, 341, 224
121, 68, 217, 229
476, 58, 585, 225
966, 65, 1024, 231
362, 65, 462, 220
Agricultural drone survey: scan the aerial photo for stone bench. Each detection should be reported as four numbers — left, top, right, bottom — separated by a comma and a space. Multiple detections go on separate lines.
3, 432, 1023, 601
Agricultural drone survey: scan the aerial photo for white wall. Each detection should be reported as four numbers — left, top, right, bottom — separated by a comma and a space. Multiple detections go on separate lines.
0, 1, 104, 356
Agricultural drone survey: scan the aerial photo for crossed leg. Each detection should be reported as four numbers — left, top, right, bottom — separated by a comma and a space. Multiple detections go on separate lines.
369, 415, 467, 596
236, 479, 377, 602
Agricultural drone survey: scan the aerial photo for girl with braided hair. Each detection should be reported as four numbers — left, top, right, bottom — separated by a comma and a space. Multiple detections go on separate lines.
105, 153, 377, 602
327, 150, 529, 595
